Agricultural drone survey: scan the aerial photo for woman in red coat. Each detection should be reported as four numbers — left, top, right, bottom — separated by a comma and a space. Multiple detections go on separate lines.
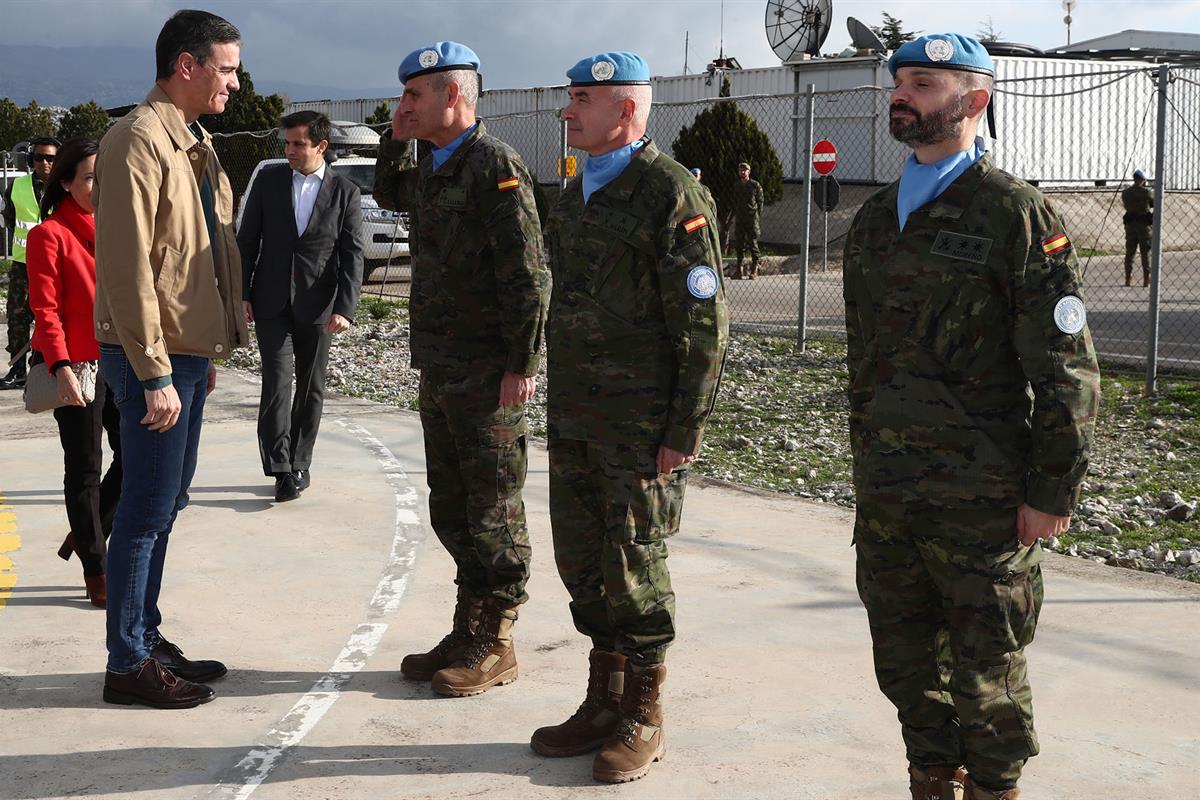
26, 138, 122, 608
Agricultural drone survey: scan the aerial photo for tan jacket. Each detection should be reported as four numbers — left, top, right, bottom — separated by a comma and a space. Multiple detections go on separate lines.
93, 85, 248, 382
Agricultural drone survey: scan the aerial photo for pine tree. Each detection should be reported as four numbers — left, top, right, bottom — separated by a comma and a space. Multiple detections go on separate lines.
671, 91, 784, 219
200, 65, 286, 133
57, 101, 112, 142
872, 13, 919, 50
976, 16, 1002, 44
0, 99, 57, 150
366, 102, 392, 126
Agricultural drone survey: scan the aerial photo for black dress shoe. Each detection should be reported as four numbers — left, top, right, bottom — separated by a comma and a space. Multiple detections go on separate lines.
274, 473, 300, 502
150, 638, 228, 683
0, 373, 25, 390
293, 469, 310, 491
103, 657, 215, 709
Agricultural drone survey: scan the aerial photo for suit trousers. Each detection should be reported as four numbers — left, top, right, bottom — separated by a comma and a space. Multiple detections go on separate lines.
52, 372, 122, 577
254, 311, 332, 476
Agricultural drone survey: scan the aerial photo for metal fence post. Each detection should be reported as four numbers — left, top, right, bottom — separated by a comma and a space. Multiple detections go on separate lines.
559, 117, 569, 190
796, 83, 816, 350
1145, 64, 1169, 396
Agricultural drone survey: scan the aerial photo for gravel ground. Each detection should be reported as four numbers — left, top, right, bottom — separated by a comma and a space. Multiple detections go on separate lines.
223, 298, 1200, 583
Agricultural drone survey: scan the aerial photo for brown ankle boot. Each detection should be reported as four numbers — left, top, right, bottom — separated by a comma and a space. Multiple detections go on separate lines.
400, 588, 481, 680
910, 764, 968, 800
965, 778, 1020, 799
530, 649, 626, 757
592, 662, 666, 783
430, 597, 518, 696
84, 574, 107, 609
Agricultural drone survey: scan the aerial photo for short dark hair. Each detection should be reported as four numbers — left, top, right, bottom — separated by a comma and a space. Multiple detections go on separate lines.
30, 136, 61, 152
155, 10, 241, 81
39, 138, 100, 220
281, 111, 331, 147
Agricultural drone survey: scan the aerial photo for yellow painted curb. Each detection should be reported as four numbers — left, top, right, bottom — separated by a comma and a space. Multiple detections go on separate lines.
0, 494, 19, 609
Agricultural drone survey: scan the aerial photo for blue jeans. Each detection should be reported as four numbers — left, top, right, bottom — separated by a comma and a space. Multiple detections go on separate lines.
99, 344, 210, 673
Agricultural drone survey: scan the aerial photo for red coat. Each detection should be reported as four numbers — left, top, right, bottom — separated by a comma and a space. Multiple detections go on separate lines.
27, 196, 99, 371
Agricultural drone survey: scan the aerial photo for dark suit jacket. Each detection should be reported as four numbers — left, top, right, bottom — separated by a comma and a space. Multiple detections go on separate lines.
238, 163, 364, 323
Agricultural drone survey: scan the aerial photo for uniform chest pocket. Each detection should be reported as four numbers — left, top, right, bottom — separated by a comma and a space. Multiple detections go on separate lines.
910, 270, 1006, 377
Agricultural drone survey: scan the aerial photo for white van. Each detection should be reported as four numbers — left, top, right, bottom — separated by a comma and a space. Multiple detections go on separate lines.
235, 155, 409, 280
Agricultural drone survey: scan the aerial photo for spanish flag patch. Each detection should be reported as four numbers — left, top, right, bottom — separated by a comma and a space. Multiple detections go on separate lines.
497, 177, 520, 191
1042, 233, 1071, 256
683, 214, 708, 234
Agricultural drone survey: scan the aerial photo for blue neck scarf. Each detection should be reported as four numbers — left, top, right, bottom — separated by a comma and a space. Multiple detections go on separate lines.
583, 140, 645, 203
432, 122, 478, 170
896, 137, 987, 230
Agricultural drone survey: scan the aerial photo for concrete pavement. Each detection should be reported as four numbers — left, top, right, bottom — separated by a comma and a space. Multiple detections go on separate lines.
0, 368, 1197, 799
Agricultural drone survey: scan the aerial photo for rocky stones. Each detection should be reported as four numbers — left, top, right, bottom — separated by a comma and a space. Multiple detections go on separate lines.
1166, 503, 1196, 522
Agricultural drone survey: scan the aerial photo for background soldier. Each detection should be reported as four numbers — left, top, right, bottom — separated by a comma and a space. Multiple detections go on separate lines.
387, 42, 548, 698
726, 161, 763, 280
531, 52, 728, 785
2, 136, 59, 389
843, 35, 1100, 800
1121, 168, 1153, 287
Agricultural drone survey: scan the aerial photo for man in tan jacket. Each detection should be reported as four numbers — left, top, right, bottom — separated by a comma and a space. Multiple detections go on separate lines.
94, 9, 248, 710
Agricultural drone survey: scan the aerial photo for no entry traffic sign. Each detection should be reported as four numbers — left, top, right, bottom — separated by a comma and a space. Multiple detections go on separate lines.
812, 139, 837, 176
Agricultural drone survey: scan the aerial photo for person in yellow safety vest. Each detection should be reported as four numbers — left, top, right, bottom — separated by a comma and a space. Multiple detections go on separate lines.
2, 136, 60, 389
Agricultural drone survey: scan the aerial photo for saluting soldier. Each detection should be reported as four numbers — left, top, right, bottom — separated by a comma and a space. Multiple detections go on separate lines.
385, 42, 549, 698
842, 34, 1100, 800
1121, 168, 1153, 287
530, 52, 728, 784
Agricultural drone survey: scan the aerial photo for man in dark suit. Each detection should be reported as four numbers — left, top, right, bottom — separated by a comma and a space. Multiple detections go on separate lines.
238, 110, 364, 502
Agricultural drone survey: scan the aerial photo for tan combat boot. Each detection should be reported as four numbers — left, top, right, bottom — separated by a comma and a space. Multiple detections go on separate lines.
430, 597, 519, 696
530, 649, 627, 757
910, 764, 968, 800
964, 778, 1020, 800
400, 587, 481, 680
592, 662, 666, 783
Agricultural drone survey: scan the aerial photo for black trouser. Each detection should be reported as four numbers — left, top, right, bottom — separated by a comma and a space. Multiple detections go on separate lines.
52, 371, 122, 577
5, 261, 32, 378
255, 311, 333, 476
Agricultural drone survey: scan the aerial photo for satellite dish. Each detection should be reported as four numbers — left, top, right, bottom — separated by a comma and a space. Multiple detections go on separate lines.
765, 0, 833, 61
847, 16, 886, 51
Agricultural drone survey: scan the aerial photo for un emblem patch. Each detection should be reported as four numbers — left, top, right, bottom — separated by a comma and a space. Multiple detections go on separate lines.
687, 265, 719, 299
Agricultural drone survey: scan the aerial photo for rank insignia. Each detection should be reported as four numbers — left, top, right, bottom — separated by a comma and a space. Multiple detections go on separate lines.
1042, 233, 1071, 256
931, 230, 993, 264
682, 214, 708, 234
497, 177, 519, 191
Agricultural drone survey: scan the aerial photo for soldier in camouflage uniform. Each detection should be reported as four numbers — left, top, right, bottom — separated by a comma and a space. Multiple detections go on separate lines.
375, 42, 549, 698
529, 52, 728, 785
1121, 169, 1153, 287
843, 35, 1100, 800
727, 161, 764, 280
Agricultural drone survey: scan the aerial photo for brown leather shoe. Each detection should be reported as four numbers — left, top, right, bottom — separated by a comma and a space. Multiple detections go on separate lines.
83, 574, 107, 609
401, 587, 482, 680
103, 657, 216, 709
965, 778, 1019, 799
592, 662, 666, 783
150, 638, 227, 683
911, 764, 968, 800
431, 597, 518, 697
531, 649, 626, 757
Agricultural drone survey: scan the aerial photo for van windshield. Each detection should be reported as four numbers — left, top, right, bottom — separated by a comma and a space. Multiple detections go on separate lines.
333, 163, 375, 194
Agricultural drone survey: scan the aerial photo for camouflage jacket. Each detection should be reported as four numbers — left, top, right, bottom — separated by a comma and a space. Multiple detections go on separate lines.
842, 154, 1100, 516
380, 122, 549, 375
544, 139, 729, 455
730, 178, 764, 224
1121, 183, 1154, 225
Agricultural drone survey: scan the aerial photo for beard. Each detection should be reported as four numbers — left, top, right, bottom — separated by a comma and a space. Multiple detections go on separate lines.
889, 96, 967, 146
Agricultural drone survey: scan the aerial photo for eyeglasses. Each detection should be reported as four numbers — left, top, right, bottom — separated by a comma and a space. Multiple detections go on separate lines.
32, 154, 55, 163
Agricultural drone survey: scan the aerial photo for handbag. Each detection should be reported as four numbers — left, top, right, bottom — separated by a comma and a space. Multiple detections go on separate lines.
23, 347, 98, 414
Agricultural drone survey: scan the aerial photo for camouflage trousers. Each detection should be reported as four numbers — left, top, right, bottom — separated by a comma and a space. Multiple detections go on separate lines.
733, 222, 760, 266
419, 368, 532, 605
1124, 224, 1151, 279
548, 437, 682, 667
854, 499, 1043, 789
5, 262, 32, 370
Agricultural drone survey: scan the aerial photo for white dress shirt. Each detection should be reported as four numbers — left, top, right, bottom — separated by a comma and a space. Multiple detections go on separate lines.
292, 162, 326, 236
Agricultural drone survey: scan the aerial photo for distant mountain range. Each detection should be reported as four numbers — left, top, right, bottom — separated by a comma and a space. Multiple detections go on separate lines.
0, 44, 395, 108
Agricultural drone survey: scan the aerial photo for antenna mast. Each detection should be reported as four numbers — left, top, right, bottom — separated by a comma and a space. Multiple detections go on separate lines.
684, 30, 690, 74
719, 0, 725, 59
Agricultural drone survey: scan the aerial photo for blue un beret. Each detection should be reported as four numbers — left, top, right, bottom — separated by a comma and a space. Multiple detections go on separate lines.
398, 41, 480, 84
888, 33, 995, 77
567, 52, 651, 87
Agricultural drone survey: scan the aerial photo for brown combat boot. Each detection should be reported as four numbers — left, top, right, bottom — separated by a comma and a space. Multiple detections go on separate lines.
400, 587, 481, 680
430, 597, 518, 696
592, 662, 666, 783
910, 764, 968, 800
964, 778, 1020, 799
530, 649, 627, 757
748, 259, 759, 279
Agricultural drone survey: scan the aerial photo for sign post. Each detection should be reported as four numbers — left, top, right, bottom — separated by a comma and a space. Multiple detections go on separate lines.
811, 140, 839, 273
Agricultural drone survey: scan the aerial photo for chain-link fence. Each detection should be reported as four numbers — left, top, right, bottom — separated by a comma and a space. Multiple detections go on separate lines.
210, 63, 1200, 382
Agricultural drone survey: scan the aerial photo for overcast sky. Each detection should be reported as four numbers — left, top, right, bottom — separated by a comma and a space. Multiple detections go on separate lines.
4, 0, 1199, 93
